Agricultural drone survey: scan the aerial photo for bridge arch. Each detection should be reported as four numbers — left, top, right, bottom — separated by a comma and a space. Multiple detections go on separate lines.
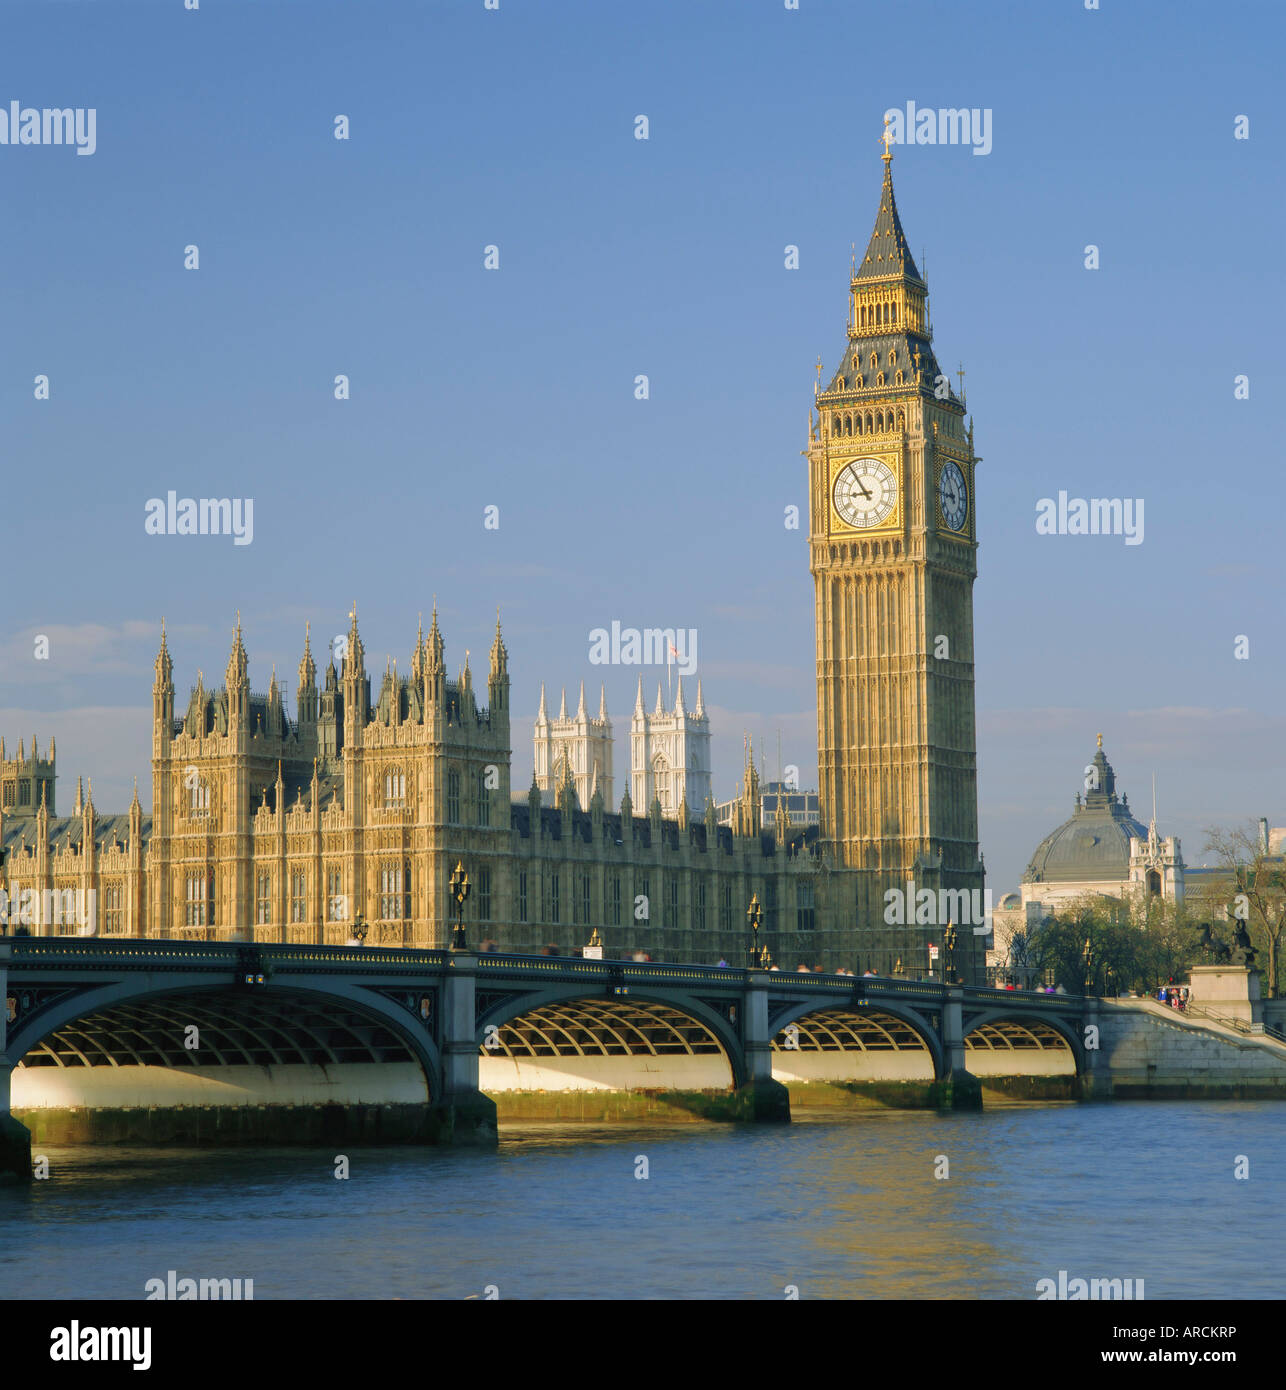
8, 976, 443, 1112
768, 1000, 945, 1081
962, 1009, 1083, 1077
476, 986, 746, 1091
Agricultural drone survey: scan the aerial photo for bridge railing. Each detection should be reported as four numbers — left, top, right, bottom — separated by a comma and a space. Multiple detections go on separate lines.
2, 936, 452, 973
3, 940, 1083, 1010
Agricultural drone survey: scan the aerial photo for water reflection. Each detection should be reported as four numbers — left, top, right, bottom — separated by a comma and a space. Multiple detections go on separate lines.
1, 1102, 1280, 1300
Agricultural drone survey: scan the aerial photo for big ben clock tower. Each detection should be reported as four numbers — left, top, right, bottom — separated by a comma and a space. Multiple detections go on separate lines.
807, 123, 985, 979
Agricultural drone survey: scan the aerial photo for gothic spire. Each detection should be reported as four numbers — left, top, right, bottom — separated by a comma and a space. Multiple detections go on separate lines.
854, 118, 923, 287
426, 600, 444, 671
298, 621, 316, 690
226, 612, 248, 687
489, 609, 508, 678
345, 603, 365, 676
154, 617, 173, 687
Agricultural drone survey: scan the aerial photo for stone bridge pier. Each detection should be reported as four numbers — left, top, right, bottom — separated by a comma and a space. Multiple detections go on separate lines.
1, 945, 34, 1181
434, 954, 497, 1145
739, 969, 790, 1122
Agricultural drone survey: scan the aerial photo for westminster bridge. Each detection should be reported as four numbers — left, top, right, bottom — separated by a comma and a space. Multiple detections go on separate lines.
0, 936, 1111, 1175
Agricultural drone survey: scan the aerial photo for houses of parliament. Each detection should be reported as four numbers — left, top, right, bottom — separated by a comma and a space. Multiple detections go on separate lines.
0, 141, 986, 980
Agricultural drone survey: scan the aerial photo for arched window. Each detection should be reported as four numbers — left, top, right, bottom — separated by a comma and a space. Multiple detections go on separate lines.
652, 753, 670, 809
859, 306, 866, 327
870, 353, 877, 370
865, 411, 874, 432
854, 413, 863, 435
876, 411, 885, 431
888, 350, 896, 366
895, 371, 904, 386
876, 373, 885, 387
1147, 870, 1162, 896
890, 302, 898, 323
383, 767, 405, 808
380, 861, 411, 920
188, 779, 209, 816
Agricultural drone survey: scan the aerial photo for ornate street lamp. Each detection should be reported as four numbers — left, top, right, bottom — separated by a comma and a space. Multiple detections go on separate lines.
449, 860, 471, 951
1082, 935, 1094, 997
747, 892, 764, 968
352, 913, 368, 946
943, 921, 958, 984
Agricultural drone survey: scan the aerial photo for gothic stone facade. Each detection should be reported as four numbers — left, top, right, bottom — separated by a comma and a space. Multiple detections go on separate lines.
1, 611, 849, 969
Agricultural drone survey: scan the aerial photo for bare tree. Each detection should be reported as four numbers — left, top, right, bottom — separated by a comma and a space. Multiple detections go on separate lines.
1202, 823, 1286, 998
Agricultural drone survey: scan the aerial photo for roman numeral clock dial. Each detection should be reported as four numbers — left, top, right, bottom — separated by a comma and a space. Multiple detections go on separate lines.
832, 456, 898, 530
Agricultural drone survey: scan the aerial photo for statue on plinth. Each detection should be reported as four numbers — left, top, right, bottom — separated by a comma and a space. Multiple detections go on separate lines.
1230, 919, 1258, 968
1197, 923, 1232, 963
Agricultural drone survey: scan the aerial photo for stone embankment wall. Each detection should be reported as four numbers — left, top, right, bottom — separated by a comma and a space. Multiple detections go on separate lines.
1093, 1002, 1286, 1099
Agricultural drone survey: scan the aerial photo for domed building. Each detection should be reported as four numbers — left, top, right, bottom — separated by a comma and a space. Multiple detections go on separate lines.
1019, 735, 1184, 916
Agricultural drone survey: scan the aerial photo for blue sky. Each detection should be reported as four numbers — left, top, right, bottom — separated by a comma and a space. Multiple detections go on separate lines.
2, 0, 1283, 894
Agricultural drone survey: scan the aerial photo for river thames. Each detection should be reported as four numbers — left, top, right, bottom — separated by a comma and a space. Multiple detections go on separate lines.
2, 1101, 1279, 1301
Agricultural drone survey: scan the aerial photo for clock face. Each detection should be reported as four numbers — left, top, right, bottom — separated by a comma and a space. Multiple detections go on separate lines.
832, 457, 898, 529
938, 459, 968, 532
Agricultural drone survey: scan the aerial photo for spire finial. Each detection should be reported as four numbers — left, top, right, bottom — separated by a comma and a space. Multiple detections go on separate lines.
1097, 732, 1103, 750
881, 113, 894, 164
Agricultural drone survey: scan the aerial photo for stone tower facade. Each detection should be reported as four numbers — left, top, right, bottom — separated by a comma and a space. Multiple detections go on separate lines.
807, 133, 985, 976
629, 678, 711, 819
0, 737, 56, 815
533, 681, 613, 809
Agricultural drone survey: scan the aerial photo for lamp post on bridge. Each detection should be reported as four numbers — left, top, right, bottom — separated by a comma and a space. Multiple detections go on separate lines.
449, 861, 471, 952
351, 913, 368, 946
944, 921, 958, 985
747, 892, 764, 968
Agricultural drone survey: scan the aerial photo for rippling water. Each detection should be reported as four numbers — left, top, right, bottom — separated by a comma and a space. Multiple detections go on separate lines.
3, 1101, 1280, 1300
